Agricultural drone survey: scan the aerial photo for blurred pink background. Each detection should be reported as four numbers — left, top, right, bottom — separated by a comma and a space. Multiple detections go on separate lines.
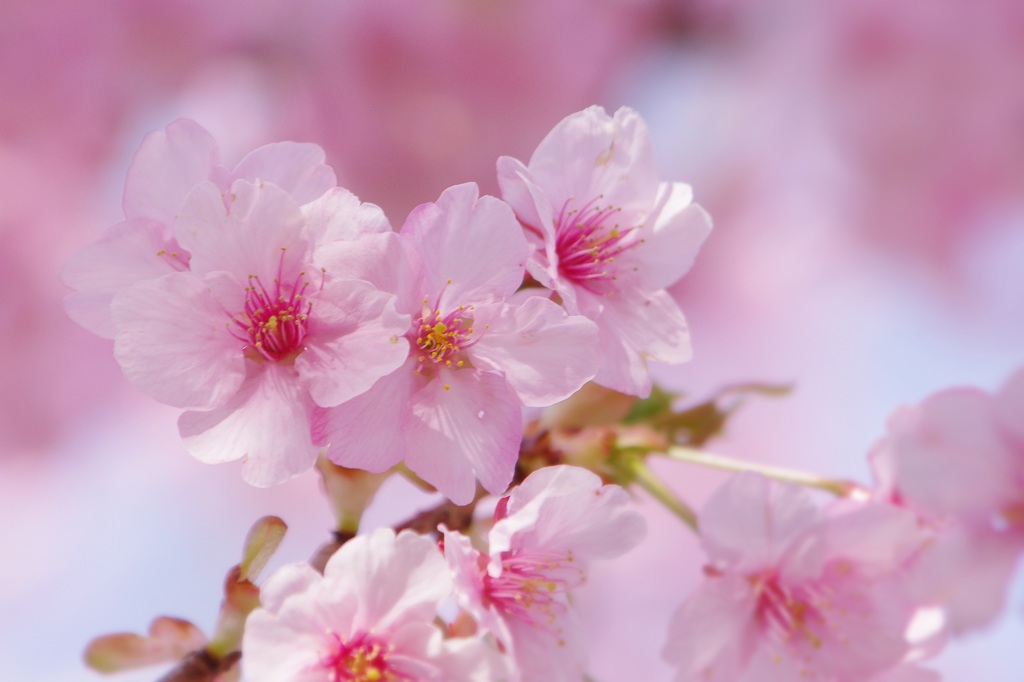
2, 1, 1022, 679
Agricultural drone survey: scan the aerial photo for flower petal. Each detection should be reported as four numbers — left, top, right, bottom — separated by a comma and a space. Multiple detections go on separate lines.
232, 141, 336, 205
123, 118, 224, 224
111, 272, 243, 410
178, 364, 317, 486
62, 218, 185, 338
314, 364, 415, 473
662, 574, 757, 682
584, 288, 692, 396
633, 182, 713, 291
303, 186, 391, 246
490, 465, 645, 563
323, 528, 451, 633
176, 179, 308, 280
888, 387, 1019, 521
297, 280, 410, 407
699, 473, 821, 574
525, 106, 658, 222
401, 183, 528, 310
405, 368, 522, 505
469, 298, 598, 406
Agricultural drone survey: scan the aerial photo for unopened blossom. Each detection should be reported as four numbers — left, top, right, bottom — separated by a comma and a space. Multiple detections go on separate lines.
497, 105, 712, 396
109, 175, 409, 485
872, 368, 1024, 632
663, 472, 926, 682
63, 118, 336, 338
243, 528, 505, 682
314, 183, 599, 505
442, 465, 645, 681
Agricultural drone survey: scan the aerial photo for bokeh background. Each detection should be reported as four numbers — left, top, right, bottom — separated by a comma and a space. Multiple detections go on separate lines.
2, 0, 1022, 679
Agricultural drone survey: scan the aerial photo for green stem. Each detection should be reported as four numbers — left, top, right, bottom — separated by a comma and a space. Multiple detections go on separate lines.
623, 455, 699, 532
662, 446, 858, 497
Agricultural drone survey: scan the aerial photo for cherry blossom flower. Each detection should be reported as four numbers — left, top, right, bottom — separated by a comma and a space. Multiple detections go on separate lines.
663, 472, 926, 682
109, 175, 409, 486
62, 118, 336, 338
497, 105, 712, 396
442, 465, 646, 681
872, 369, 1024, 632
242, 528, 505, 682
314, 183, 598, 505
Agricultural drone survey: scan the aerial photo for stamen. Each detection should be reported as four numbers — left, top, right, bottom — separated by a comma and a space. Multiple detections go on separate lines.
554, 197, 642, 296
226, 249, 318, 363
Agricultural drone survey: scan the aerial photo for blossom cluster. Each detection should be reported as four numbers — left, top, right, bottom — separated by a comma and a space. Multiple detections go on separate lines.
243, 466, 642, 681
63, 105, 710, 505
68, 106, 1023, 681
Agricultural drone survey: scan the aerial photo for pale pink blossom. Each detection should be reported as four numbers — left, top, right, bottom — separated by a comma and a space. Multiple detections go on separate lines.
62, 118, 336, 338
443, 465, 645, 681
873, 369, 1024, 632
314, 183, 599, 505
663, 472, 926, 682
109, 176, 409, 485
497, 105, 712, 396
242, 528, 504, 682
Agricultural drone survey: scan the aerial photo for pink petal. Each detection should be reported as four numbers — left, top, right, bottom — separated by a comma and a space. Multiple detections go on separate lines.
699, 473, 822, 575
123, 118, 223, 224
662, 574, 757, 682
314, 232, 420, 315
888, 388, 1019, 520
322, 529, 451, 633
314, 364, 415, 473
61, 218, 185, 338
505, 607, 587, 682
469, 298, 598, 407
430, 630, 511, 682
633, 182, 713, 291
178, 364, 318, 486
231, 141, 336, 205
176, 179, 308, 280
405, 368, 522, 505
296, 280, 410, 407
490, 465, 646, 563
821, 502, 925, 574
909, 526, 1024, 633
585, 288, 692, 396
525, 106, 658, 222
111, 272, 244, 410
496, 155, 554, 241
241, 606, 326, 682
258, 562, 323, 614
303, 187, 391, 246
400, 183, 528, 310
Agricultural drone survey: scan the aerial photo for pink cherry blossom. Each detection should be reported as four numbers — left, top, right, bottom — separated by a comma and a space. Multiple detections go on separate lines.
242, 528, 504, 682
314, 183, 599, 505
663, 472, 926, 682
873, 369, 1024, 632
62, 118, 336, 338
110, 176, 409, 486
442, 465, 645, 681
497, 105, 712, 396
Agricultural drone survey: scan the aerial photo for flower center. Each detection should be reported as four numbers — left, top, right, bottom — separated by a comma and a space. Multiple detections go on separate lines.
320, 631, 401, 682
411, 301, 475, 375
482, 550, 582, 634
751, 572, 829, 649
554, 196, 642, 296
228, 249, 314, 363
